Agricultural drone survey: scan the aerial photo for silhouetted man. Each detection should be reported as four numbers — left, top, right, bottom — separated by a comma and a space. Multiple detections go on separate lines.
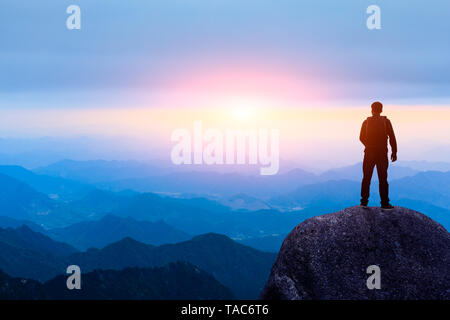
360, 102, 397, 209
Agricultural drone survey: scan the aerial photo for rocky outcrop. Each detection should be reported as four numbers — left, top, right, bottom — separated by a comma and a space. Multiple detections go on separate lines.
261, 206, 450, 300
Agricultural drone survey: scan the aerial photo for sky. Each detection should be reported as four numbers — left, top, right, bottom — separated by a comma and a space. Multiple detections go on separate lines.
0, 1, 449, 169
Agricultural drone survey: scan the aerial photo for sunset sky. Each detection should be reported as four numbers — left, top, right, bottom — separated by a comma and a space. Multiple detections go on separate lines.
0, 1, 449, 169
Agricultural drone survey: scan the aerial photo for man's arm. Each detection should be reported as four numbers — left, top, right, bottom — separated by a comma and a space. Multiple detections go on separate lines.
387, 119, 397, 161
359, 120, 367, 146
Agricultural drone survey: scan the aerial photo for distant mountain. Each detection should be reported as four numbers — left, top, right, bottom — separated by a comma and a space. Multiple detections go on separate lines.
48, 214, 191, 250
59, 189, 135, 220
0, 171, 131, 227
221, 193, 272, 211
270, 171, 450, 231
390, 171, 450, 210
0, 226, 274, 298
115, 193, 231, 234
0, 169, 310, 236
66, 233, 277, 299
36, 160, 319, 197
115, 192, 312, 239
0, 262, 234, 300
43, 262, 234, 300
4, 163, 448, 239
394, 199, 450, 230
0, 173, 54, 221
0, 165, 93, 201
0, 226, 74, 281
320, 162, 419, 181
0, 150, 65, 169
19, 157, 450, 198
102, 169, 320, 198
0, 172, 100, 228
284, 171, 450, 211
0, 216, 45, 233
238, 234, 287, 253
0, 226, 77, 257
396, 160, 450, 172
0, 226, 273, 298
271, 179, 360, 210
38, 188, 139, 228
35, 159, 169, 183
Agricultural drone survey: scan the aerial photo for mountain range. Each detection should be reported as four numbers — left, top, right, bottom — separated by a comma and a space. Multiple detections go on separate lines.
0, 173, 55, 221
34, 159, 446, 198
0, 158, 448, 299
0, 262, 233, 300
0, 223, 275, 299
0, 163, 448, 245
44, 262, 234, 300
0, 226, 74, 281
66, 233, 276, 299
47, 214, 191, 250
0, 165, 92, 201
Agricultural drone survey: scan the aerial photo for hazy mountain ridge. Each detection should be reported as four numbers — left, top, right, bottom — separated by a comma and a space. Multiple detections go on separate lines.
0, 170, 309, 237
35, 159, 170, 184
35, 160, 322, 197
44, 262, 234, 300
0, 225, 77, 257
47, 214, 191, 250
0, 173, 55, 221
320, 162, 420, 181
66, 233, 277, 299
34, 159, 448, 198
0, 159, 448, 300
0, 227, 70, 281
0, 165, 93, 201
0, 222, 275, 299
0, 164, 448, 244
270, 172, 450, 230
0, 262, 234, 300
0, 216, 46, 233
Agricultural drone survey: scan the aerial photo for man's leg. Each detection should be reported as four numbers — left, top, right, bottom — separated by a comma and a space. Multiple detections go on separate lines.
361, 152, 375, 206
376, 153, 390, 206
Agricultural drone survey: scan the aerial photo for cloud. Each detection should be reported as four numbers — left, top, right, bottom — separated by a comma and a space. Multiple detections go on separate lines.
0, 0, 449, 105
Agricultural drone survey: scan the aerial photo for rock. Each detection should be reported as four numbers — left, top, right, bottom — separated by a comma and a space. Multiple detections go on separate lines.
260, 206, 450, 300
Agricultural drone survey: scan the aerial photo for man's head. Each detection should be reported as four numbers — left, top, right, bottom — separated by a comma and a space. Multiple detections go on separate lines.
371, 101, 383, 115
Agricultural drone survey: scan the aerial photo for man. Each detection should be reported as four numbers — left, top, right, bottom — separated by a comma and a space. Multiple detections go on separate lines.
359, 101, 397, 209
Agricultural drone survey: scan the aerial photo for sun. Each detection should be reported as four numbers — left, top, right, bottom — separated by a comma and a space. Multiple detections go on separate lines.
231, 107, 253, 121
221, 97, 266, 122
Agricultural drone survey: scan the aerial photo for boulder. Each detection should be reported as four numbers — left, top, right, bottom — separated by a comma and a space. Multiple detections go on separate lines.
261, 206, 450, 300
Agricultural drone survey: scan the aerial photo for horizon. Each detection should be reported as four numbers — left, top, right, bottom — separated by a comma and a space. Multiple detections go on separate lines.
1, 104, 449, 171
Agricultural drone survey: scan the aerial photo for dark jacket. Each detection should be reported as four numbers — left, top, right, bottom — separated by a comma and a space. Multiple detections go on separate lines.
360, 115, 397, 154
